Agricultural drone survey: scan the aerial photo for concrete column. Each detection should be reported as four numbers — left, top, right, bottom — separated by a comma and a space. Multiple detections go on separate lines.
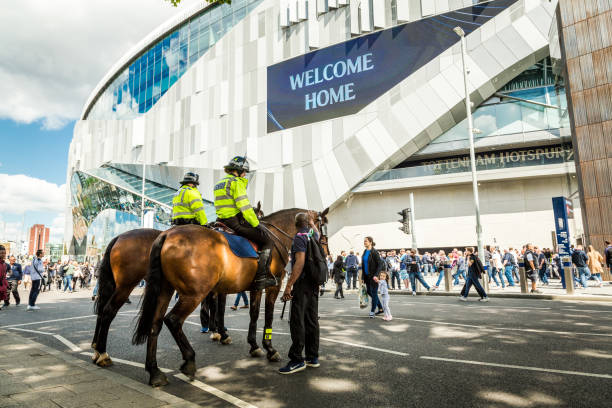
481, 265, 489, 293
518, 257, 528, 294
444, 265, 451, 292
562, 256, 574, 295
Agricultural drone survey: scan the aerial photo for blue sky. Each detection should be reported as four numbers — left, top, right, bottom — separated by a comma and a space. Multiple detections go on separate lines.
1, 119, 73, 185
0, 0, 199, 247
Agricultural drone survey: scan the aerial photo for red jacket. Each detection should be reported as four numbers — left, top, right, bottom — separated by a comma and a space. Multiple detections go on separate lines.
0, 261, 9, 301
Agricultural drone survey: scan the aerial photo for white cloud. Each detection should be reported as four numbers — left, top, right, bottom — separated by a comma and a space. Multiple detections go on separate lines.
49, 213, 66, 242
0, 0, 199, 129
0, 174, 65, 214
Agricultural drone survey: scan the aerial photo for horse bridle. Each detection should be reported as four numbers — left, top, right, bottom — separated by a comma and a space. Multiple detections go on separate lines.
259, 210, 329, 264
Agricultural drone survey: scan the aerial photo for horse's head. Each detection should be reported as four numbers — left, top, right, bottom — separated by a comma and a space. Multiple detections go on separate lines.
315, 208, 330, 256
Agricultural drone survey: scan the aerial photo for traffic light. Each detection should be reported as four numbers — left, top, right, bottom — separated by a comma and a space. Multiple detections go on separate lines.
397, 208, 410, 234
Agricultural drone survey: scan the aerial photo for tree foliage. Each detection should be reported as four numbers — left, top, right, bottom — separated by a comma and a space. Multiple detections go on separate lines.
167, 0, 231, 6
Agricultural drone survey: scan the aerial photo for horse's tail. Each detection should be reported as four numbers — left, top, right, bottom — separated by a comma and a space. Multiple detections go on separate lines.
132, 232, 167, 345
93, 236, 119, 315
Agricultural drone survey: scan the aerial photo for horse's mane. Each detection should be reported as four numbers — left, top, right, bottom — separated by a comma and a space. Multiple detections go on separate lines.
261, 208, 306, 221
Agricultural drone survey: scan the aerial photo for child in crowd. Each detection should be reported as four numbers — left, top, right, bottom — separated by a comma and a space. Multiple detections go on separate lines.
378, 271, 392, 321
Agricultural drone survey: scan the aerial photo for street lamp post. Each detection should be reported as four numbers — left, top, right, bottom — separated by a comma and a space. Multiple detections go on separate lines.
140, 135, 146, 227
454, 26, 485, 268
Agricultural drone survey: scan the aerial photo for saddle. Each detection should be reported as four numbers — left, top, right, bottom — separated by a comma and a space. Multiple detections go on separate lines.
212, 221, 259, 259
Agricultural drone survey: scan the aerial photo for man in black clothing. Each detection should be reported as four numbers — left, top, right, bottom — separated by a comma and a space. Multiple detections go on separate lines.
524, 244, 541, 294
605, 241, 612, 273
5, 256, 22, 306
279, 213, 320, 375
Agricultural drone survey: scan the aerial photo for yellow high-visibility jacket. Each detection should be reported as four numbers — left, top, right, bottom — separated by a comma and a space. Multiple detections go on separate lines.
214, 175, 258, 227
171, 185, 208, 225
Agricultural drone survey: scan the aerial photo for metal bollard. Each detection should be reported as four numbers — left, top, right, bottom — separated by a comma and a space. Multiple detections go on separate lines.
481, 264, 490, 293
444, 265, 452, 292
518, 257, 528, 294
562, 256, 574, 295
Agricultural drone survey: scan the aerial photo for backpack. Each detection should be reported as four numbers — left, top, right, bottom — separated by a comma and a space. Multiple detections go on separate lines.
301, 232, 328, 286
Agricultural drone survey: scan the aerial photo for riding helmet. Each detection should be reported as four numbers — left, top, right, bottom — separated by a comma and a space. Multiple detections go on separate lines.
224, 156, 250, 173
180, 171, 200, 185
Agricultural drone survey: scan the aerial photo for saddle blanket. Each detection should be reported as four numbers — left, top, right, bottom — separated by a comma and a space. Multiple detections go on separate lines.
219, 231, 259, 259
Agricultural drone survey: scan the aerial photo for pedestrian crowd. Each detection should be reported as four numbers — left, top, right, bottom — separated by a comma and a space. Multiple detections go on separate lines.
0, 246, 97, 311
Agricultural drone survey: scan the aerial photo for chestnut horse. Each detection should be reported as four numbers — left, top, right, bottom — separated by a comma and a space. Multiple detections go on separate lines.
91, 204, 265, 366
132, 208, 328, 387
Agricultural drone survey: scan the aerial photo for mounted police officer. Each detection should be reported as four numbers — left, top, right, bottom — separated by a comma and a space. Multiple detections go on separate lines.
214, 156, 276, 290
171, 172, 208, 226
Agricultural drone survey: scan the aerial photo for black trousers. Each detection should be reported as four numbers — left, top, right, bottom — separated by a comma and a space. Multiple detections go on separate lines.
334, 282, 344, 298
29, 279, 41, 307
221, 215, 273, 251
200, 292, 215, 329
288, 281, 319, 363
5, 281, 20, 305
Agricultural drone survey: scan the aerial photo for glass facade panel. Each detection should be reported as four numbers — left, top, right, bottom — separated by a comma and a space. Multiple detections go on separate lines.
86, 0, 264, 120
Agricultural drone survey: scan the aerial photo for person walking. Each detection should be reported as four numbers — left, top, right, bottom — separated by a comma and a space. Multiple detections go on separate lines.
459, 247, 489, 302
537, 247, 550, 286
361, 237, 384, 318
452, 251, 466, 286
605, 241, 612, 276
27, 250, 44, 311
378, 271, 392, 321
22, 261, 31, 290
501, 248, 516, 287
387, 250, 401, 290
586, 245, 604, 287
344, 251, 359, 290
572, 245, 591, 288
230, 291, 249, 310
0, 246, 9, 311
524, 244, 541, 294
331, 255, 345, 299
5, 255, 22, 307
279, 213, 321, 374
63, 261, 75, 292
490, 249, 504, 288
433, 251, 448, 289
408, 250, 432, 294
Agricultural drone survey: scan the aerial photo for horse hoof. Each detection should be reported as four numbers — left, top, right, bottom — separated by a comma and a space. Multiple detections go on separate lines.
96, 352, 113, 367
267, 351, 281, 362
149, 372, 169, 387
220, 336, 232, 345
210, 333, 221, 342
250, 348, 264, 357
91, 350, 100, 363
180, 360, 196, 380
91, 343, 96, 350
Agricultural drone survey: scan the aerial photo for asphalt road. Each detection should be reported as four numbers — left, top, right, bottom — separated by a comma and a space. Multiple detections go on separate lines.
2, 289, 612, 407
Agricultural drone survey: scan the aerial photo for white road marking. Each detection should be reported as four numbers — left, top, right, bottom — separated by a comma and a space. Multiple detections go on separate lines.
185, 320, 409, 356
8, 327, 82, 352
175, 373, 258, 408
0, 310, 138, 329
324, 314, 612, 338
420, 356, 612, 379
78, 352, 173, 373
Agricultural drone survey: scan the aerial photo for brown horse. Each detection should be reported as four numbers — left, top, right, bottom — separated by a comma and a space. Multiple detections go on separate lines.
132, 208, 328, 387
90, 204, 267, 366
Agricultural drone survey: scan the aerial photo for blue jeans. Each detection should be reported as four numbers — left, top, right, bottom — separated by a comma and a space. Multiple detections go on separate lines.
591, 273, 603, 283
93, 281, 99, 297
409, 272, 431, 292
390, 271, 401, 289
463, 274, 487, 298
29, 279, 41, 306
453, 269, 466, 285
233, 291, 248, 306
503, 266, 515, 286
539, 267, 549, 284
63, 276, 72, 292
577, 266, 591, 288
435, 267, 445, 287
366, 281, 382, 313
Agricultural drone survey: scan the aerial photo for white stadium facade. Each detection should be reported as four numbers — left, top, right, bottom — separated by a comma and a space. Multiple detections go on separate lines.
65, 0, 582, 259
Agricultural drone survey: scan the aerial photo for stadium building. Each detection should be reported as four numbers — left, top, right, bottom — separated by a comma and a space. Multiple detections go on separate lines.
66, 0, 582, 258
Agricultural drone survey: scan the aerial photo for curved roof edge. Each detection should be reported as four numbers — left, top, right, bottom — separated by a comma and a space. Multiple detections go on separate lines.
80, 1, 217, 120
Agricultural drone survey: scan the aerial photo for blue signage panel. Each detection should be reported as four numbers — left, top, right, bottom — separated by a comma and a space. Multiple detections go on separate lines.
552, 197, 571, 257
266, 0, 518, 133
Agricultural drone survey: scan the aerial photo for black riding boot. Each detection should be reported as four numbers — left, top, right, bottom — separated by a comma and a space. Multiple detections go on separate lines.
252, 249, 277, 291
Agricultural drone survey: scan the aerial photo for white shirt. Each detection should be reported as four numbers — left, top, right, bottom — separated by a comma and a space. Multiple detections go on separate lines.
492, 252, 502, 268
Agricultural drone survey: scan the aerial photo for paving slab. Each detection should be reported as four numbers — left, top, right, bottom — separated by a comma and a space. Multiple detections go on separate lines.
0, 330, 200, 408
